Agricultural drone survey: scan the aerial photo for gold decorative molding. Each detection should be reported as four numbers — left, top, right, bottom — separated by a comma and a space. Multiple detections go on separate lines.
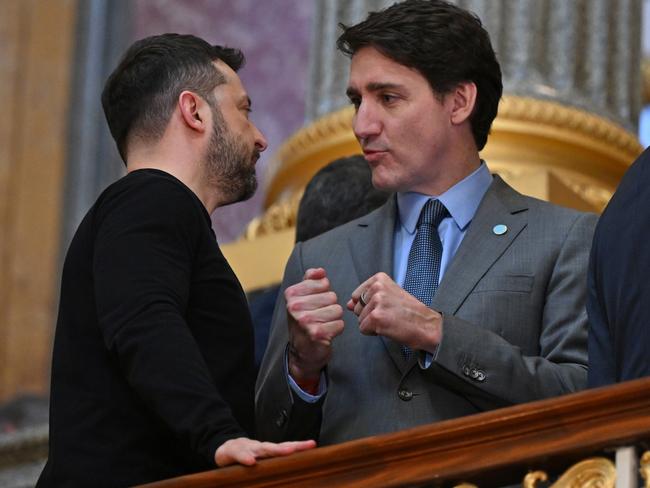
640, 450, 650, 488
563, 180, 614, 211
492, 97, 641, 171
496, 97, 640, 158
263, 106, 360, 209
244, 189, 303, 240
523, 458, 615, 488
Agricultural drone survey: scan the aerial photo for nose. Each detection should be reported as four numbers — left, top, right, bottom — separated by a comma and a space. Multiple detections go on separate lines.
253, 125, 268, 153
352, 101, 381, 142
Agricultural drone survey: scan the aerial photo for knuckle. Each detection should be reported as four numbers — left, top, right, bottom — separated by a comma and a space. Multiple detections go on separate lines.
308, 327, 325, 342
286, 299, 301, 313
284, 285, 299, 299
334, 320, 345, 334
369, 308, 382, 322
297, 313, 312, 328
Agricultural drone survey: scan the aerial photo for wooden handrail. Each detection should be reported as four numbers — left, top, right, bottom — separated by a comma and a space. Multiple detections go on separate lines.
140, 378, 650, 488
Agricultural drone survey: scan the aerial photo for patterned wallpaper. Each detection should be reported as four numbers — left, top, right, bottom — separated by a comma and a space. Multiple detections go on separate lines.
133, 0, 315, 242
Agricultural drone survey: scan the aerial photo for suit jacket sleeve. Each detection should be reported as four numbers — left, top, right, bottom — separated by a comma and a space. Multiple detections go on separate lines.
586, 220, 617, 387
93, 179, 246, 465
427, 212, 596, 409
255, 243, 324, 442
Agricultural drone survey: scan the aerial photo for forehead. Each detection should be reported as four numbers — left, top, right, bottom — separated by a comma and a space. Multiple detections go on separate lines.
212, 60, 247, 98
348, 46, 429, 91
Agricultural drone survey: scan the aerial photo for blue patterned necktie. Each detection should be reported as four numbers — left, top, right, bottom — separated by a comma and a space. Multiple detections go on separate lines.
401, 199, 449, 360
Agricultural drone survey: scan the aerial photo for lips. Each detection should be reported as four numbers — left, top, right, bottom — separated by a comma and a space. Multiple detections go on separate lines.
363, 149, 387, 163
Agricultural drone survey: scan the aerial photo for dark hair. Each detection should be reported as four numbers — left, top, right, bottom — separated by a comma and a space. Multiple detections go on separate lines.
337, 0, 502, 151
295, 155, 390, 242
101, 33, 244, 162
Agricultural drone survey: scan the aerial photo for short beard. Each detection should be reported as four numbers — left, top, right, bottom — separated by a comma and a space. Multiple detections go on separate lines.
205, 104, 258, 206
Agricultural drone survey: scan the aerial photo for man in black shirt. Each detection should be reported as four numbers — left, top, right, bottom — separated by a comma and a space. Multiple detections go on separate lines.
37, 34, 314, 487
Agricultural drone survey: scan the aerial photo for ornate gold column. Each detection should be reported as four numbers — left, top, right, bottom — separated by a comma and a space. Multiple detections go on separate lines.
222, 0, 644, 291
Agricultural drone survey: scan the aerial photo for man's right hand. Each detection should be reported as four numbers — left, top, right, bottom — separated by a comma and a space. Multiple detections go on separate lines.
215, 438, 316, 467
285, 268, 344, 391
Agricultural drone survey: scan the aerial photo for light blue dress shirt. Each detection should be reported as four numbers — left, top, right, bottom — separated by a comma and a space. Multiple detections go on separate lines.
393, 162, 493, 290
289, 162, 493, 402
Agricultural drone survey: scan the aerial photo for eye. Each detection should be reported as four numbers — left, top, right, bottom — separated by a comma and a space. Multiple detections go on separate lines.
381, 93, 397, 104
348, 96, 361, 111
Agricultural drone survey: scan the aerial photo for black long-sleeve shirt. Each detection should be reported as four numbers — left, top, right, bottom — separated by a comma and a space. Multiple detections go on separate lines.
38, 169, 255, 487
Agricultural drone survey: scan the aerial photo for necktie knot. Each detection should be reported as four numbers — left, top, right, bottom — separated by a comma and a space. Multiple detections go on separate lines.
418, 199, 448, 229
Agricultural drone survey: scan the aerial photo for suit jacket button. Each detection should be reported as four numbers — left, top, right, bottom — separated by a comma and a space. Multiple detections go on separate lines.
275, 409, 288, 427
476, 370, 486, 382
398, 389, 413, 401
462, 365, 471, 376
470, 368, 479, 379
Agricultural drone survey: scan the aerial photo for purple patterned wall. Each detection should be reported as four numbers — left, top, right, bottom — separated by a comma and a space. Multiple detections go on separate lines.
133, 0, 314, 243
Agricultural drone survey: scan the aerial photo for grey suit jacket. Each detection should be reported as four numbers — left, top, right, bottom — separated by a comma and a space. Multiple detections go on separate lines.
256, 176, 596, 445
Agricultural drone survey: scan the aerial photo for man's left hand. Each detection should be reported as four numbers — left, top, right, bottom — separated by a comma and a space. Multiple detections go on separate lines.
347, 272, 442, 351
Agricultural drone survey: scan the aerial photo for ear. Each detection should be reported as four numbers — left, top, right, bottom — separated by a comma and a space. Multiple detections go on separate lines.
449, 81, 477, 125
178, 90, 208, 133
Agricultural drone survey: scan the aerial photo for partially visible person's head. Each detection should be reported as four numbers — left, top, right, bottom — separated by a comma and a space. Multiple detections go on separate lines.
337, 0, 502, 151
102, 33, 267, 205
295, 155, 390, 242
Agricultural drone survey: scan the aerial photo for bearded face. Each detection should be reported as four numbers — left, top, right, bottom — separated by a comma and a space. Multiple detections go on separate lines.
204, 103, 260, 205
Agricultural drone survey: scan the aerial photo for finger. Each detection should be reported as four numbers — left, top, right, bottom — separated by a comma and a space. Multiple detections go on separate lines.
254, 440, 316, 459
292, 303, 344, 327
215, 439, 258, 467
303, 267, 326, 280
287, 291, 338, 313
350, 275, 376, 302
300, 318, 344, 343
357, 300, 377, 333
235, 450, 257, 466
285, 276, 332, 299
346, 298, 355, 311
354, 299, 365, 317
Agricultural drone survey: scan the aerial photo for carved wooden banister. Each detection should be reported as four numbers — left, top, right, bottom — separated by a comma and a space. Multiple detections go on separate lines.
140, 378, 650, 488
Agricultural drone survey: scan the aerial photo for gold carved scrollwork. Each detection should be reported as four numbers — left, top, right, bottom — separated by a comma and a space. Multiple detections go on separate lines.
496, 97, 640, 158
640, 451, 650, 488
523, 470, 549, 488
524, 458, 615, 488
244, 189, 303, 240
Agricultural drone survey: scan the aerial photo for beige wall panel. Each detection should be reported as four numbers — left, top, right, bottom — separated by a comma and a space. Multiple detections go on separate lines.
0, 1, 23, 401
0, 0, 77, 401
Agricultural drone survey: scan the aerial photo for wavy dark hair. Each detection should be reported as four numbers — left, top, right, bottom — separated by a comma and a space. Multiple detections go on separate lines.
337, 0, 502, 151
102, 33, 244, 162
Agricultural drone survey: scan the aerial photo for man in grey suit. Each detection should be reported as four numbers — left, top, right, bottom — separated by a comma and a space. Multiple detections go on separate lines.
256, 0, 596, 444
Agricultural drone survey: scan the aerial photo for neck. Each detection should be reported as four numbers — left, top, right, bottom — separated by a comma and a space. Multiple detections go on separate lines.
127, 145, 221, 214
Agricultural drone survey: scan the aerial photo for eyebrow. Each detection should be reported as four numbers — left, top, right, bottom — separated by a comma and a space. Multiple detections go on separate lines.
346, 82, 404, 98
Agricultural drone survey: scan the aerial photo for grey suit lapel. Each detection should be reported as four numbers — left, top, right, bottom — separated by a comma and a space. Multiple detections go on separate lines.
347, 196, 395, 282
346, 196, 411, 373
432, 176, 529, 315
